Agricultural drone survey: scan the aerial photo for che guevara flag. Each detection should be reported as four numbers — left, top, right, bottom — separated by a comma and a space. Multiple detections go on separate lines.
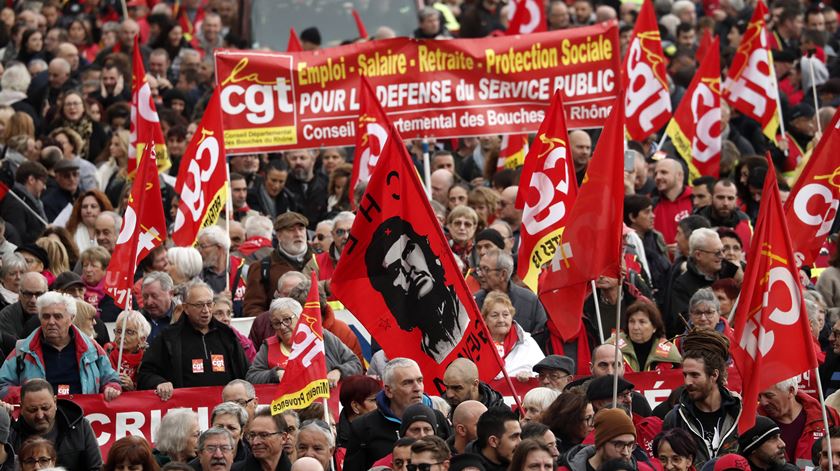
731, 157, 817, 433
515, 90, 577, 293
172, 88, 228, 247
723, 1, 780, 142
129, 36, 170, 176
665, 36, 721, 179
623, 0, 671, 141
271, 272, 330, 414
784, 107, 840, 267
104, 141, 167, 308
507, 0, 547, 35
538, 96, 625, 341
497, 134, 529, 170
351, 78, 389, 195
332, 78, 505, 393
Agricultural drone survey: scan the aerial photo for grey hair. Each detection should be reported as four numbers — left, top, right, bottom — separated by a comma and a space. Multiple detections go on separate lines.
244, 214, 274, 239
333, 211, 356, 227
225, 379, 256, 398
183, 280, 214, 302
522, 387, 561, 411
672, 0, 694, 14
299, 420, 335, 448
280, 409, 300, 428
99, 211, 122, 234
276, 271, 307, 293
199, 427, 234, 451
688, 287, 720, 314
212, 402, 249, 428
805, 299, 821, 324
115, 310, 151, 339
199, 225, 231, 252
1, 64, 31, 93
167, 247, 203, 280
773, 376, 800, 395
155, 408, 199, 456
315, 220, 334, 232
36, 291, 77, 319
688, 228, 720, 255
178, 48, 201, 61
383, 358, 420, 387
496, 251, 514, 280
143, 271, 174, 293
418, 6, 439, 20
0, 253, 28, 276
269, 297, 302, 317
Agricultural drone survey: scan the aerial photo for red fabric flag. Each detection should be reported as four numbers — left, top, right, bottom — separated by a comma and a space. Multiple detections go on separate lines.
507, 0, 547, 35
271, 272, 330, 414
331, 78, 505, 393
665, 36, 721, 179
539, 96, 625, 340
695, 29, 714, 64
515, 90, 577, 292
352, 9, 369, 38
497, 134, 529, 170
129, 36, 170, 176
623, 0, 671, 141
722, 1, 780, 141
350, 78, 389, 195
171, 88, 228, 247
287, 27, 303, 52
784, 107, 840, 268
731, 157, 817, 434
103, 141, 167, 308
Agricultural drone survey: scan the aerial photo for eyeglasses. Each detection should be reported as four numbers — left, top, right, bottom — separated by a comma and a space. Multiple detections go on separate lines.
538, 371, 571, 382
270, 317, 296, 329
187, 301, 214, 310
475, 266, 500, 275
21, 457, 53, 466
314, 234, 328, 241
690, 309, 718, 318
407, 463, 445, 471
20, 290, 45, 299
198, 243, 219, 251
114, 328, 138, 337
245, 431, 282, 442
609, 439, 637, 451
231, 397, 255, 407
697, 248, 724, 257
202, 445, 234, 454
334, 228, 349, 237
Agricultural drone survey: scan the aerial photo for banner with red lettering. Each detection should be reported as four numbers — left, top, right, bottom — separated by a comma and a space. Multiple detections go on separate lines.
214, 25, 620, 154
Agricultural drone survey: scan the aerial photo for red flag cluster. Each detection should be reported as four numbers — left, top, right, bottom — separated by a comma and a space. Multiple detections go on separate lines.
129, 37, 170, 176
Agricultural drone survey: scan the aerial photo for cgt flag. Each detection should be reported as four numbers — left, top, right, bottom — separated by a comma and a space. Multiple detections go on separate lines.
129, 36, 170, 176
104, 141, 167, 308
507, 0, 547, 35
497, 134, 529, 170
623, 0, 671, 141
723, 1, 780, 142
539, 96, 625, 341
665, 36, 722, 179
351, 78, 390, 196
784, 107, 840, 268
271, 272, 330, 414
172, 88, 228, 247
332, 79, 505, 394
515, 90, 577, 292
732, 157, 817, 433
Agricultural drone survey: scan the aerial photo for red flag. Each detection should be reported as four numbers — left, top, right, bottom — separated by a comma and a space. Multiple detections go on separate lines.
271, 272, 330, 414
695, 29, 714, 64
103, 141, 167, 308
331, 78, 506, 393
507, 0, 547, 35
287, 27, 303, 52
515, 90, 577, 292
784, 107, 840, 268
539, 96, 625, 340
623, 0, 671, 141
351, 78, 389, 195
731, 157, 817, 433
352, 9, 369, 38
665, 36, 721, 178
171, 88, 228, 247
722, 1, 780, 141
497, 134, 529, 170
129, 36, 170, 176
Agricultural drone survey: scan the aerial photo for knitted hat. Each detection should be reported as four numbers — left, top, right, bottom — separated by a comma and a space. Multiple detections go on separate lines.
399, 403, 438, 437
594, 408, 636, 449
738, 416, 780, 456
475, 229, 505, 250
713, 454, 752, 471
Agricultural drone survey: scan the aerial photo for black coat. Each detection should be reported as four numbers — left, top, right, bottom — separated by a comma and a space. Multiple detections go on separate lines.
230, 451, 291, 471
284, 173, 328, 230
11, 399, 101, 471
0, 184, 45, 245
664, 258, 739, 338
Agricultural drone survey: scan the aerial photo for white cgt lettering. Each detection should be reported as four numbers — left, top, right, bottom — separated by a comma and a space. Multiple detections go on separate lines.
173, 135, 221, 232
523, 144, 571, 234
690, 83, 721, 163
725, 48, 777, 118
220, 78, 294, 125
763, 266, 801, 325
793, 183, 839, 238
358, 122, 389, 183
625, 39, 670, 132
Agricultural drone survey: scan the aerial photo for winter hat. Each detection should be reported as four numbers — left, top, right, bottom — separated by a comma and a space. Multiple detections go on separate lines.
713, 454, 752, 471
475, 229, 505, 250
399, 403, 438, 437
449, 454, 486, 471
587, 375, 635, 402
594, 408, 636, 449
738, 416, 780, 456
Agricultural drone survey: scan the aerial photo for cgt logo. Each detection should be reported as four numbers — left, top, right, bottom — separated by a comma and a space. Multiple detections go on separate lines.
220, 56, 295, 124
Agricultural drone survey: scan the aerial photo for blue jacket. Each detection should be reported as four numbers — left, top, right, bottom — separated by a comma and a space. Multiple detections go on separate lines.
0, 325, 121, 402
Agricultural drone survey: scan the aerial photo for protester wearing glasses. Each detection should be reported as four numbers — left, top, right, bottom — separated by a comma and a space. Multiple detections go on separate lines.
104, 309, 151, 391
222, 380, 260, 428
542, 390, 594, 455
0, 272, 46, 340
137, 281, 249, 401
559, 408, 653, 471
314, 211, 354, 283
197, 427, 237, 471
405, 436, 450, 471
211, 403, 250, 463
232, 409, 293, 471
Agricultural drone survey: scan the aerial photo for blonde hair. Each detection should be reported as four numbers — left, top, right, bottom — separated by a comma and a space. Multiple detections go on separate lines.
481, 290, 516, 317
73, 300, 96, 338
35, 237, 69, 274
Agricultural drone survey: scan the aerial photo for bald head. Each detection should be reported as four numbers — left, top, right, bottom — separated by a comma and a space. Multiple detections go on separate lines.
452, 400, 487, 445
291, 457, 324, 471
654, 158, 684, 196
569, 130, 592, 170
443, 358, 480, 408
447, 358, 479, 380
591, 344, 625, 377
56, 43, 79, 70
430, 169, 455, 205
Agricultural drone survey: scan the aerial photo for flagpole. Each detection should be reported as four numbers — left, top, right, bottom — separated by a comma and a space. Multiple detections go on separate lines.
816, 368, 834, 471
807, 55, 823, 135
769, 50, 789, 158
5, 190, 49, 227
591, 280, 605, 344
422, 138, 432, 198
612, 276, 623, 409
224, 161, 232, 293
115, 297, 131, 379
655, 131, 669, 153
322, 397, 336, 471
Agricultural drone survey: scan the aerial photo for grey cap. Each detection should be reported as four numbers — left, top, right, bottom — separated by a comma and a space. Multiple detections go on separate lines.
533, 355, 575, 375
53, 159, 80, 173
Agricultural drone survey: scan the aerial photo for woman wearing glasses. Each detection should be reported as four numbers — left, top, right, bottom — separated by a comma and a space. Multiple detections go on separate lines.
653, 429, 697, 471
104, 436, 160, 471
104, 310, 152, 391
18, 438, 57, 471
541, 390, 595, 455
676, 288, 734, 353
606, 300, 681, 372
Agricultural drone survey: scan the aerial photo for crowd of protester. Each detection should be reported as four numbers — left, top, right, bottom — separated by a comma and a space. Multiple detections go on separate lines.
0, 0, 833, 470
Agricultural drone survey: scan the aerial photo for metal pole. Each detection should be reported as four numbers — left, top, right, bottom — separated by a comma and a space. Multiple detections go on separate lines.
5, 190, 49, 227
592, 280, 605, 344
612, 279, 623, 409
816, 368, 834, 471
808, 56, 823, 135
422, 139, 432, 199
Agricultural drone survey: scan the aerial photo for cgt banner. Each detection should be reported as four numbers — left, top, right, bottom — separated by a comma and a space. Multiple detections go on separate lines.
214, 23, 620, 154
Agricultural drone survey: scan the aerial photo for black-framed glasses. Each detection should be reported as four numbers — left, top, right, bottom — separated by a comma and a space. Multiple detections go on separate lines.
20, 290, 45, 299
407, 463, 445, 471
609, 439, 637, 451
187, 301, 214, 310
697, 248, 724, 257
202, 445, 234, 454
270, 317, 296, 329
232, 397, 255, 407
245, 431, 282, 442
21, 457, 53, 466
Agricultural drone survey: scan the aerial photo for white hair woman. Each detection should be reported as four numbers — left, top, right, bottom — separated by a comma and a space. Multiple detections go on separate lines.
104, 310, 151, 391
154, 408, 200, 464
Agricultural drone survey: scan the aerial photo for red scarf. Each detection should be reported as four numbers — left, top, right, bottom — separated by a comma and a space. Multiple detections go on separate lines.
495, 325, 519, 359
547, 318, 591, 376
266, 336, 290, 369
238, 236, 272, 256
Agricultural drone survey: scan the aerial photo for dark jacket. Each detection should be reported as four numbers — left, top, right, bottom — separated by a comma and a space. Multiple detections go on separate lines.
41, 184, 78, 222
0, 302, 40, 340
242, 248, 317, 317
284, 173, 329, 230
136, 316, 250, 390
477, 382, 507, 410
664, 258, 739, 338
558, 444, 654, 471
463, 439, 509, 471
0, 184, 46, 245
11, 399, 101, 471
663, 386, 742, 468
230, 451, 291, 471
343, 391, 451, 470
475, 283, 547, 335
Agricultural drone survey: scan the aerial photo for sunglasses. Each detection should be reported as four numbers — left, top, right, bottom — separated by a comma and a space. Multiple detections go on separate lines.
407, 463, 445, 471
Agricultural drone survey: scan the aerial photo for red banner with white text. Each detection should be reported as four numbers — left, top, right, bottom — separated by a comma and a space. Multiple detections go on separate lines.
214, 24, 620, 154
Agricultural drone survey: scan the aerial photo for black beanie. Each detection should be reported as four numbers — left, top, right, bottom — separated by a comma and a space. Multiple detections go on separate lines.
399, 403, 438, 437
